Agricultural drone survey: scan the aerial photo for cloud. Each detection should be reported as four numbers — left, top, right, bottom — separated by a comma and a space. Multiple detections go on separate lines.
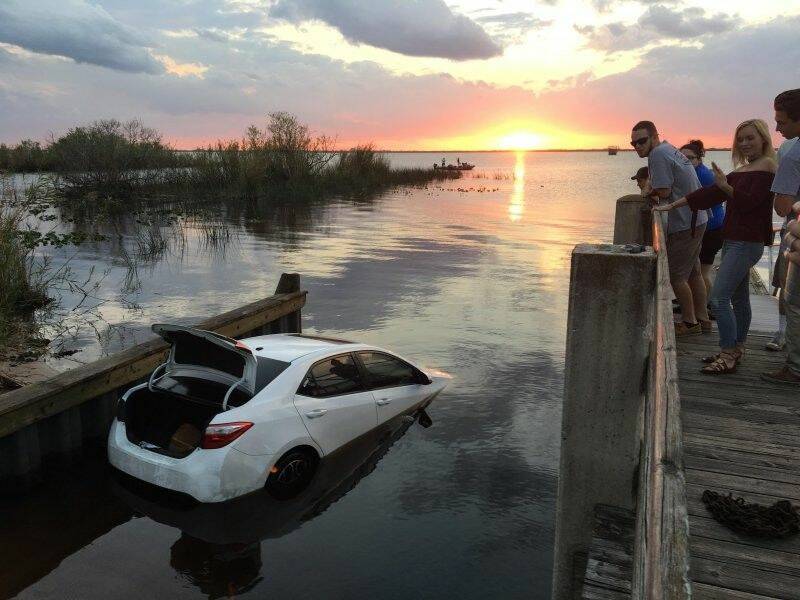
476, 11, 552, 45
590, 0, 681, 12
577, 5, 741, 53
270, 0, 503, 60
0, 0, 164, 74
531, 15, 800, 142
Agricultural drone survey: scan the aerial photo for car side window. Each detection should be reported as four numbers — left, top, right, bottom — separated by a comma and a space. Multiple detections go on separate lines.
299, 355, 364, 398
358, 352, 418, 389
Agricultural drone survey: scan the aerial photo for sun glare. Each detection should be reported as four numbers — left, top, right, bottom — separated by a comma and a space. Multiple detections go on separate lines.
497, 132, 542, 151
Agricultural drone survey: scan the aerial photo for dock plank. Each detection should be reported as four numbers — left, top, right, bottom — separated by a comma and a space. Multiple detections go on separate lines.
678, 326, 800, 599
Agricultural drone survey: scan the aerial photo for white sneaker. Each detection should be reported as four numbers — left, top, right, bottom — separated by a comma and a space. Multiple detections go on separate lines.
765, 332, 786, 351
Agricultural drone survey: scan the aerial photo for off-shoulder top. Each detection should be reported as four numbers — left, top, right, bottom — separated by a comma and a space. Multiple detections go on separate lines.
686, 171, 775, 245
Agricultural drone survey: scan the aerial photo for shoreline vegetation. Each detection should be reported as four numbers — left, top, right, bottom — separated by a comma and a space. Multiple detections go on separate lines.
0, 112, 461, 195
0, 112, 460, 363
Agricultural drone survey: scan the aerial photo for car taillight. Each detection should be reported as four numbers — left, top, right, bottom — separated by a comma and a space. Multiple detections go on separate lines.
201, 422, 253, 449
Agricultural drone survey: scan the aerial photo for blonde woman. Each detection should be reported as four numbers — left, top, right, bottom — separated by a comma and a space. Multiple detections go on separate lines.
655, 119, 777, 374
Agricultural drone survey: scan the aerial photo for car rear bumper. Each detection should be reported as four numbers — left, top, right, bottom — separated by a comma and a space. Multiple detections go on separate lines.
107, 421, 273, 503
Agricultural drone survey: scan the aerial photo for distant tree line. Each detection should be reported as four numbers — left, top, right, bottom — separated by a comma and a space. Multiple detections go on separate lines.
0, 119, 180, 175
1, 113, 457, 197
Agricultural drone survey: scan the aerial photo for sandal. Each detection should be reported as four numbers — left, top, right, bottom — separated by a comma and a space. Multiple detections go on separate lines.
701, 351, 739, 375
701, 347, 744, 364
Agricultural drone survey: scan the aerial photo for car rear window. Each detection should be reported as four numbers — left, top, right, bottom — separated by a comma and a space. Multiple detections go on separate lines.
255, 356, 291, 392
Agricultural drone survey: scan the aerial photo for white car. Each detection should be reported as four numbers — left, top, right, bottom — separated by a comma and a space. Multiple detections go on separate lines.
108, 324, 450, 503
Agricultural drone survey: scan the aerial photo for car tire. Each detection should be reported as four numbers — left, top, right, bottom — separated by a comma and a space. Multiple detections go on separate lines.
266, 449, 318, 499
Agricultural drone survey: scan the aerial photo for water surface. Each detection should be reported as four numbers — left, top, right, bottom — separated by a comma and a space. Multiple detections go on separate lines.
2, 150, 758, 599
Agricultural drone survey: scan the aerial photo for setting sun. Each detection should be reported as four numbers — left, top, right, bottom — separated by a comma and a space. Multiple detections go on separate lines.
496, 132, 543, 151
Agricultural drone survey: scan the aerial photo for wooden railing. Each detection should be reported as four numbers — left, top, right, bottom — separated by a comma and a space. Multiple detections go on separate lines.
631, 215, 692, 598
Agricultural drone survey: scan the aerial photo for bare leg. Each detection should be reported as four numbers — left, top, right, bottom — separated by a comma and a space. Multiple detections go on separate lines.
701, 263, 714, 297
689, 264, 709, 322
671, 279, 696, 323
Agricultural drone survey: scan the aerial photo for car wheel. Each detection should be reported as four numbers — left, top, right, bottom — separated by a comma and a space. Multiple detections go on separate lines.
266, 449, 318, 499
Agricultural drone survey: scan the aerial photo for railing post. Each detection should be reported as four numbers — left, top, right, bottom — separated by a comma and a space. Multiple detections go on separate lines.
274, 273, 302, 333
552, 243, 656, 599
613, 195, 653, 246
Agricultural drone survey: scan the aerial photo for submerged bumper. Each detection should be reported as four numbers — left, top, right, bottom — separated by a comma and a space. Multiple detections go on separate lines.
107, 421, 273, 503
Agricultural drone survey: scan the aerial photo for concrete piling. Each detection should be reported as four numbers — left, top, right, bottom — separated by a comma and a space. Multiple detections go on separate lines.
551, 244, 656, 600
613, 195, 652, 246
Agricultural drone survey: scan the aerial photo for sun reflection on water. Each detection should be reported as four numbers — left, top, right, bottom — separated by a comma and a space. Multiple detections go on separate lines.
508, 151, 526, 222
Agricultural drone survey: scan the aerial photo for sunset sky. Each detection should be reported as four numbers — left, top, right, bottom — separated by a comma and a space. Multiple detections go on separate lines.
1, 0, 798, 150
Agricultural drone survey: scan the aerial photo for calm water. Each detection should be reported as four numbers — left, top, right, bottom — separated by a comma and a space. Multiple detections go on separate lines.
1, 150, 755, 599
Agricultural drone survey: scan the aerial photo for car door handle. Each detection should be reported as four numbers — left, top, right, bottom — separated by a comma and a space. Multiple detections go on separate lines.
305, 409, 328, 418
376, 398, 392, 406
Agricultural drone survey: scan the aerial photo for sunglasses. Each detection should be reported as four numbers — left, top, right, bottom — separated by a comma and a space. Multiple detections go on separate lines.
630, 136, 649, 147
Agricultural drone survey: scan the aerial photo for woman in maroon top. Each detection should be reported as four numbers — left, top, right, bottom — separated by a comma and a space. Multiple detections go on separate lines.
655, 119, 777, 374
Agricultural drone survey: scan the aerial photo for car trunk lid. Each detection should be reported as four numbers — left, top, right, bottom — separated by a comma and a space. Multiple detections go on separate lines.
152, 324, 258, 400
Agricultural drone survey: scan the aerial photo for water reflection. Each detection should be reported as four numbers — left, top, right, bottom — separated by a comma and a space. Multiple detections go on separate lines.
508, 151, 525, 222
111, 418, 417, 598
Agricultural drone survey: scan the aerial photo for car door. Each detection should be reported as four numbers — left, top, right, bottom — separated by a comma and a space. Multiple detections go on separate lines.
293, 353, 378, 454
356, 351, 425, 424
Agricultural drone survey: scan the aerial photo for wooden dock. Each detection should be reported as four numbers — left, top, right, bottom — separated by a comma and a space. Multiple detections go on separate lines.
679, 332, 800, 598
554, 196, 800, 599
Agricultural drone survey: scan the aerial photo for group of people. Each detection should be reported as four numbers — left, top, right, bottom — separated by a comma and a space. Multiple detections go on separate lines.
629, 88, 800, 382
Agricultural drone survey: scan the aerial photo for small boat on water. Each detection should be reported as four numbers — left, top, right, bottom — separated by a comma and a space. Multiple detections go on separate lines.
434, 159, 475, 171
608, 146, 619, 155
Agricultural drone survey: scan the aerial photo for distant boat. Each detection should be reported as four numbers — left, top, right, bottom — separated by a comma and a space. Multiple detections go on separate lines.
434, 162, 475, 171
608, 146, 619, 156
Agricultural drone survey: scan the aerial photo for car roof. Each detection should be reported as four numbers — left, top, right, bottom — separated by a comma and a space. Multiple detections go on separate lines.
239, 333, 367, 363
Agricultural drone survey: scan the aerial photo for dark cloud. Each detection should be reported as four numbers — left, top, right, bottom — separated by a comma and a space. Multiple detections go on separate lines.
0, 0, 164, 74
577, 5, 741, 52
270, 0, 503, 60
193, 28, 231, 43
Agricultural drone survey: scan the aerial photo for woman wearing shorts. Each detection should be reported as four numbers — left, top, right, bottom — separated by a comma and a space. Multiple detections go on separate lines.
681, 140, 725, 297
656, 119, 776, 374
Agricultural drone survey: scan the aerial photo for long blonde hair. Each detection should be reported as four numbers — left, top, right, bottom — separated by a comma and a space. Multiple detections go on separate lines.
731, 119, 776, 167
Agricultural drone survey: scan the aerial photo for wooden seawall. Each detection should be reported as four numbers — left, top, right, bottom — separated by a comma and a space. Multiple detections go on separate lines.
0, 273, 306, 484
553, 198, 799, 598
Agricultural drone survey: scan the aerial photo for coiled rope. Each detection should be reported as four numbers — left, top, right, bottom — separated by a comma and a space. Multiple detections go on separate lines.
702, 490, 800, 539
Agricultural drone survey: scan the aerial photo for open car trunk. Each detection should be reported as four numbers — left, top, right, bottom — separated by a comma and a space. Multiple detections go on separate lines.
123, 376, 253, 458
120, 324, 264, 459
120, 324, 290, 458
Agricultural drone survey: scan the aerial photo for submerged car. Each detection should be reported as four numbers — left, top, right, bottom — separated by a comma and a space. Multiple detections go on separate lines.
108, 324, 450, 503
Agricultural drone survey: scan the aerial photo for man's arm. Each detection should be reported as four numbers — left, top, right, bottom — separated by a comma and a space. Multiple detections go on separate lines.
773, 151, 800, 218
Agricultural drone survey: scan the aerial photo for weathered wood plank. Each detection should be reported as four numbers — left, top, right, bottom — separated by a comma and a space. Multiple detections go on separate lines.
632, 215, 692, 600
693, 582, 783, 600
685, 468, 800, 502
688, 513, 800, 556
684, 446, 800, 481
683, 414, 800, 449
685, 433, 800, 463
582, 505, 634, 599
690, 555, 800, 598
691, 537, 800, 578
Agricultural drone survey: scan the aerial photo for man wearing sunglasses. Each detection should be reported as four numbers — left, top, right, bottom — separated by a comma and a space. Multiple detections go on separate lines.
631, 120, 709, 336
